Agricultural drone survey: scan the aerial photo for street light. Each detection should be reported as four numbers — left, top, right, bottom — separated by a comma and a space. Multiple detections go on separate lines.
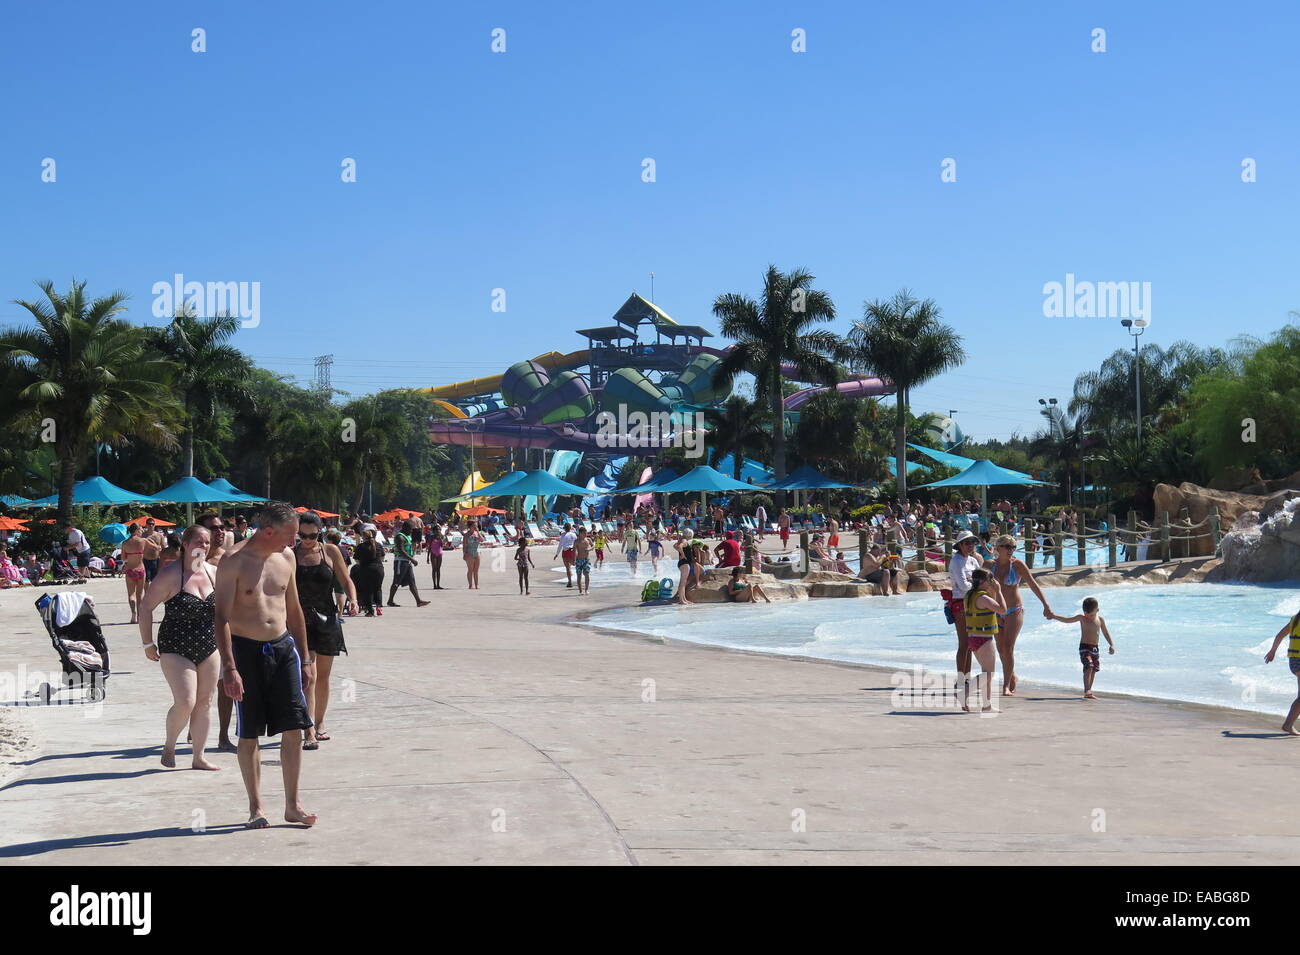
1120, 319, 1149, 440
1038, 397, 1060, 438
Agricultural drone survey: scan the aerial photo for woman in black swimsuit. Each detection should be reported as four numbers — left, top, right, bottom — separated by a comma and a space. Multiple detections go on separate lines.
138, 524, 221, 771
295, 513, 357, 749
350, 528, 385, 616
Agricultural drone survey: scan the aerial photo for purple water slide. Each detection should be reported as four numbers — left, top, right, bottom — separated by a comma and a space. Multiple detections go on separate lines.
689, 346, 893, 407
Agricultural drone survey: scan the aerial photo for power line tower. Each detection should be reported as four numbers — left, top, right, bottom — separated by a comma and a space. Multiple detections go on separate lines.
313, 354, 333, 394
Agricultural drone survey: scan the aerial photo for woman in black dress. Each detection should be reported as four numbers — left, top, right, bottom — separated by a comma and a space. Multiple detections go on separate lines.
295, 513, 357, 749
138, 524, 221, 770
350, 528, 386, 616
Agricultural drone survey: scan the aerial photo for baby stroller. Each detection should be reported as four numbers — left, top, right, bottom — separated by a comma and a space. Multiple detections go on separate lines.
47, 543, 80, 584
33, 592, 110, 703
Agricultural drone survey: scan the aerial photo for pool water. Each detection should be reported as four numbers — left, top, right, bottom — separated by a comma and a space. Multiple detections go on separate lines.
586, 582, 1300, 716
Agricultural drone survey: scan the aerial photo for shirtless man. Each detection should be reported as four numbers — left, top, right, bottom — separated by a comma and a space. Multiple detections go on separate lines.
141, 519, 164, 582
120, 525, 148, 623
214, 501, 317, 829
199, 511, 239, 751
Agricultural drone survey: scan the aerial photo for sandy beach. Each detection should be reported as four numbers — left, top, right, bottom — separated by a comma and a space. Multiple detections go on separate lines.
2, 543, 1298, 866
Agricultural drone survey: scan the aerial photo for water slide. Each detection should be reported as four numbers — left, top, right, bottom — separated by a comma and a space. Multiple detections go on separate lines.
423, 350, 592, 401
580, 456, 631, 518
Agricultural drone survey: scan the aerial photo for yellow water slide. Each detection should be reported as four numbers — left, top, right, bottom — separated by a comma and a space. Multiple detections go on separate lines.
421, 350, 592, 401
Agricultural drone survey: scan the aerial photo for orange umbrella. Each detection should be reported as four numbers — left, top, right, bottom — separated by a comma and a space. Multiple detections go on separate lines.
295, 506, 340, 518
0, 517, 29, 531
375, 507, 423, 522
126, 514, 177, 528
460, 505, 506, 517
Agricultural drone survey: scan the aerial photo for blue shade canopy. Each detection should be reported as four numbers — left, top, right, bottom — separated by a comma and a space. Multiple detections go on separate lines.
151, 476, 237, 504
710, 454, 774, 485
907, 443, 978, 470
440, 469, 533, 503
205, 478, 268, 502
914, 458, 1051, 488
485, 469, 593, 497
649, 465, 757, 493
27, 476, 158, 506
1, 494, 33, 507
763, 465, 857, 490
886, 459, 927, 477
611, 467, 681, 495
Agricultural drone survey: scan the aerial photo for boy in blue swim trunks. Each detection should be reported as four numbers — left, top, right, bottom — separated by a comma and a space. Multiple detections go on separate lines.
1050, 596, 1115, 700
574, 528, 592, 595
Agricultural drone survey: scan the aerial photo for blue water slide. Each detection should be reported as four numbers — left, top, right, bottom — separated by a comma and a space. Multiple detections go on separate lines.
580, 456, 629, 518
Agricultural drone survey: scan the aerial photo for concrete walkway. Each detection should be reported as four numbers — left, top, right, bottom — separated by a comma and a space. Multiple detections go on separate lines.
2, 544, 1297, 865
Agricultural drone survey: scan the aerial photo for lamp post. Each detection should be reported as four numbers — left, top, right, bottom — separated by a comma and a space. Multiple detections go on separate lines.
1120, 319, 1149, 441
1037, 397, 1060, 439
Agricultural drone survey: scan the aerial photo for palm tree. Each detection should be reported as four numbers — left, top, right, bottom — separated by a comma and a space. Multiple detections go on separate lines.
712, 266, 846, 484
849, 290, 966, 503
0, 280, 178, 522
149, 309, 255, 477
1070, 340, 1226, 436
704, 394, 772, 478
1028, 404, 1086, 503
338, 393, 414, 514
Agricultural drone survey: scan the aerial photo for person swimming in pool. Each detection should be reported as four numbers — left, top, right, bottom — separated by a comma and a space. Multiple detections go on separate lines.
1263, 608, 1300, 735
987, 534, 1053, 696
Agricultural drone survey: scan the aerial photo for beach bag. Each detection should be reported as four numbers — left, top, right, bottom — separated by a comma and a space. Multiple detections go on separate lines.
940, 588, 955, 625
658, 577, 675, 599
640, 580, 660, 602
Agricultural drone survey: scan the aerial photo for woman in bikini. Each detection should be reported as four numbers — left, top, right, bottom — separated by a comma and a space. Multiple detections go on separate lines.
120, 524, 148, 623
462, 520, 483, 589
295, 513, 357, 749
138, 524, 221, 770
987, 534, 1053, 695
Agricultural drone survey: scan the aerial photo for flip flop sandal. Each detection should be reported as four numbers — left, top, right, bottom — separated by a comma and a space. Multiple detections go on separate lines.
314, 731, 331, 741
303, 738, 319, 751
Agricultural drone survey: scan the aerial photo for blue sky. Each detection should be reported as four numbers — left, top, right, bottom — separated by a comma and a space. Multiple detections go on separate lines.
2, 0, 1296, 440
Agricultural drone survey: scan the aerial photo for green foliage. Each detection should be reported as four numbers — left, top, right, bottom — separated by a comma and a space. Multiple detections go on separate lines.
1189, 325, 1300, 478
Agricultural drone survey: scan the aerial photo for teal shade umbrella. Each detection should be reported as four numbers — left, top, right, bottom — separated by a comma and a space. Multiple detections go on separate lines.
440, 469, 532, 503
907, 443, 978, 470
914, 459, 1047, 488
486, 469, 591, 498
99, 523, 130, 545
649, 466, 756, 494
205, 478, 268, 502
763, 465, 857, 490
27, 476, 158, 506
1, 494, 33, 507
152, 476, 235, 504
887, 459, 927, 478
610, 467, 681, 495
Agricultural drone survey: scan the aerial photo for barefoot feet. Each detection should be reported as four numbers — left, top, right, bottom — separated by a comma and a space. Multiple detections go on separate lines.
285, 804, 318, 827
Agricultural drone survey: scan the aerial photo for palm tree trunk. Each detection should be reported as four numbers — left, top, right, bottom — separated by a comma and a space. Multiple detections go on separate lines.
183, 429, 195, 478
770, 365, 787, 508
895, 387, 909, 504
57, 454, 77, 526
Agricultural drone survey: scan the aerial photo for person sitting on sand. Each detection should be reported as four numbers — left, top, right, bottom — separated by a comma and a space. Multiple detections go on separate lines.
1263, 608, 1300, 735
963, 569, 1007, 713
726, 566, 772, 603
1049, 597, 1115, 700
